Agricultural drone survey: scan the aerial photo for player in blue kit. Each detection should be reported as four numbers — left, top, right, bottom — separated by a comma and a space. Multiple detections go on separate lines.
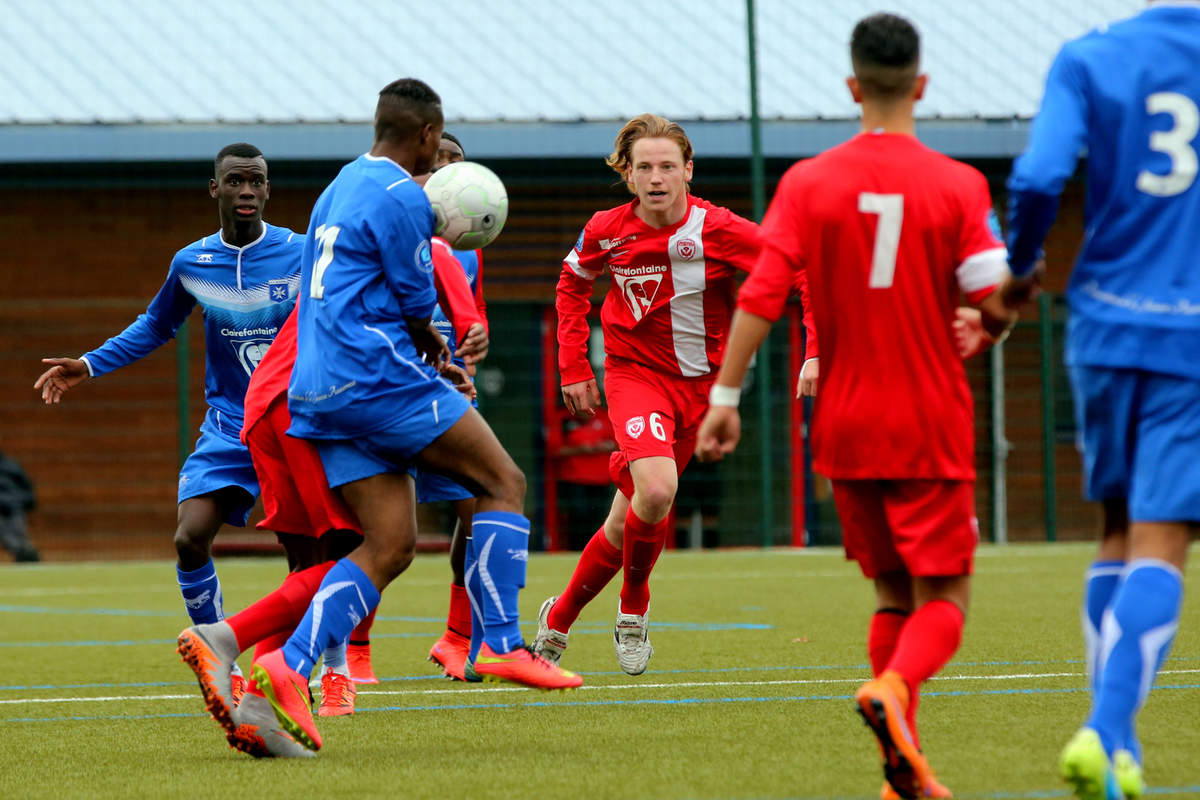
35, 143, 301, 697
249, 78, 580, 755
1006, 3, 1200, 797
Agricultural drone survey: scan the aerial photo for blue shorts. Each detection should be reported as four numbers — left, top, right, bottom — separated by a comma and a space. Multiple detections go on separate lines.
315, 389, 471, 490
1070, 365, 1200, 523
415, 469, 474, 504
178, 409, 259, 526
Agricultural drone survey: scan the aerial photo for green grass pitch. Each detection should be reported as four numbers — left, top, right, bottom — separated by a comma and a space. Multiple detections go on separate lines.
1, 544, 1197, 799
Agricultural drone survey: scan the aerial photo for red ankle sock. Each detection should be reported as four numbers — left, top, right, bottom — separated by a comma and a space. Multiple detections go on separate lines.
446, 582, 471, 638
548, 527, 623, 632
351, 605, 377, 642
868, 608, 909, 676
869, 608, 916, 744
887, 598, 963, 730
228, 561, 335, 653
619, 508, 669, 616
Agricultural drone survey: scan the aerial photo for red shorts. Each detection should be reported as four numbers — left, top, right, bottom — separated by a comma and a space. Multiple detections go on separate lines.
831, 479, 977, 578
604, 358, 711, 498
244, 396, 362, 538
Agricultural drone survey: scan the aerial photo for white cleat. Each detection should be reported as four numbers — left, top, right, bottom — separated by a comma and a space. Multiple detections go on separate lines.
613, 606, 653, 676
531, 595, 569, 665
227, 692, 316, 758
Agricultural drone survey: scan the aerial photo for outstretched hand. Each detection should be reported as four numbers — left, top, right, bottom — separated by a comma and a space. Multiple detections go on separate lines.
34, 358, 90, 405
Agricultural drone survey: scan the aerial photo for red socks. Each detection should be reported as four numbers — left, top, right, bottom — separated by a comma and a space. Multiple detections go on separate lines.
350, 605, 377, 645
548, 527, 623, 632
885, 598, 964, 746
888, 599, 964, 687
446, 582, 471, 638
619, 507, 669, 616
868, 608, 909, 676
228, 561, 335, 653
869, 607, 915, 742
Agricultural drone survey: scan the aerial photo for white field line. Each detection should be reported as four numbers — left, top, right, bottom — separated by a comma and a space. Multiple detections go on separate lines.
6, 668, 1200, 708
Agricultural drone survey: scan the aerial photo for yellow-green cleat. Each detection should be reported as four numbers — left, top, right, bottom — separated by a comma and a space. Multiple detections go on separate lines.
1059, 728, 1122, 800
1112, 750, 1144, 799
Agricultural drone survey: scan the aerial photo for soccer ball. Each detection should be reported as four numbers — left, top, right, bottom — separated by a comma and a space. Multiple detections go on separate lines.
423, 161, 508, 250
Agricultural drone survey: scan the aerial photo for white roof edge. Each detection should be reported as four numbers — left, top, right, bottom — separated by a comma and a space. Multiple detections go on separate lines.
0, 118, 1031, 165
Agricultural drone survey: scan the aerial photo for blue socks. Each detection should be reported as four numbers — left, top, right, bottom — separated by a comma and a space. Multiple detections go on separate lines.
1088, 559, 1183, 759
465, 533, 485, 664
1083, 560, 1124, 691
177, 559, 225, 625
282, 558, 380, 677
471, 511, 530, 655
322, 640, 349, 677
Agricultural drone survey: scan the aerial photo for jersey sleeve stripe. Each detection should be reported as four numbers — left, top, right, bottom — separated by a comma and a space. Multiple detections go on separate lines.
956, 246, 1009, 293
564, 248, 599, 280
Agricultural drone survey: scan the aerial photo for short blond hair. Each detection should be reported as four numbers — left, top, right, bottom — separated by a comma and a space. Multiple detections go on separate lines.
606, 113, 693, 187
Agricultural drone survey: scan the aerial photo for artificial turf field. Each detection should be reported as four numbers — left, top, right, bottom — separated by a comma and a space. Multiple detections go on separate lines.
1, 544, 1197, 800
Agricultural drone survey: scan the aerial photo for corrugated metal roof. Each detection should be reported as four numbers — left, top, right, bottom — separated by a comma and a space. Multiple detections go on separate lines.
1, 0, 1142, 125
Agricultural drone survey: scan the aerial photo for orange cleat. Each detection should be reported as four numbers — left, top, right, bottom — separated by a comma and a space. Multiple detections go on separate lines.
881, 775, 953, 799
249, 650, 321, 752
226, 681, 315, 759
856, 671, 940, 800
428, 629, 471, 681
473, 642, 583, 690
317, 671, 357, 717
176, 622, 240, 734
347, 642, 378, 684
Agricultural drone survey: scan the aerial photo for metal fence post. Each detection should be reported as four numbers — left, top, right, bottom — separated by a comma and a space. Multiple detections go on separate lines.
990, 340, 1008, 544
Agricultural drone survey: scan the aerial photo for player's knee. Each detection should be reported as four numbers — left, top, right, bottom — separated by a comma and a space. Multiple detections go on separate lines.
486, 460, 526, 509
173, 525, 214, 565
374, 536, 416, 582
633, 482, 675, 522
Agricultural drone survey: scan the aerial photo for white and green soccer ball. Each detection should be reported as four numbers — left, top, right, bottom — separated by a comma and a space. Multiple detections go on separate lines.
423, 161, 508, 250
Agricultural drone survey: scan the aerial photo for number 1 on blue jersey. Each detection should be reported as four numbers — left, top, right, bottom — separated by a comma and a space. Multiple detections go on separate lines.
311, 224, 341, 299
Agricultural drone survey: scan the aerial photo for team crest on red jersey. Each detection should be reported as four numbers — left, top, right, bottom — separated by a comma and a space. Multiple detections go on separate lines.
626, 416, 645, 438
675, 238, 697, 260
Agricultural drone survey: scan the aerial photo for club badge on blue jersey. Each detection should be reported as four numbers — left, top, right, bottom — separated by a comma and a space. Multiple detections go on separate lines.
269, 279, 291, 303
415, 240, 434, 274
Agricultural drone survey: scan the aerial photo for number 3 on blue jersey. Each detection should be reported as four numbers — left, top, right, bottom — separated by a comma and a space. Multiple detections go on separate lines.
310, 224, 341, 299
1137, 92, 1199, 198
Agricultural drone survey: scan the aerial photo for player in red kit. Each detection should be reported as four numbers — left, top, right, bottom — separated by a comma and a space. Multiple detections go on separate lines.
695, 14, 1020, 800
532, 113, 761, 675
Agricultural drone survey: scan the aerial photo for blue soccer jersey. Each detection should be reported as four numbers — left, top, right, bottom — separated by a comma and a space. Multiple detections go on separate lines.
288, 154, 466, 440
1007, 2, 1200, 381
81, 223, 302, 429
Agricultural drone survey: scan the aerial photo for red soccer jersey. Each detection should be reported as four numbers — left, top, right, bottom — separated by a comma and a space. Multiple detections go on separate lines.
557, 195, 761, 384
241, 306, 298, 439
738, 133, 1007, 480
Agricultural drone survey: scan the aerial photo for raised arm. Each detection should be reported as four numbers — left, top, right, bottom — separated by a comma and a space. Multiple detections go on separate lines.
557, 225, 604, 418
